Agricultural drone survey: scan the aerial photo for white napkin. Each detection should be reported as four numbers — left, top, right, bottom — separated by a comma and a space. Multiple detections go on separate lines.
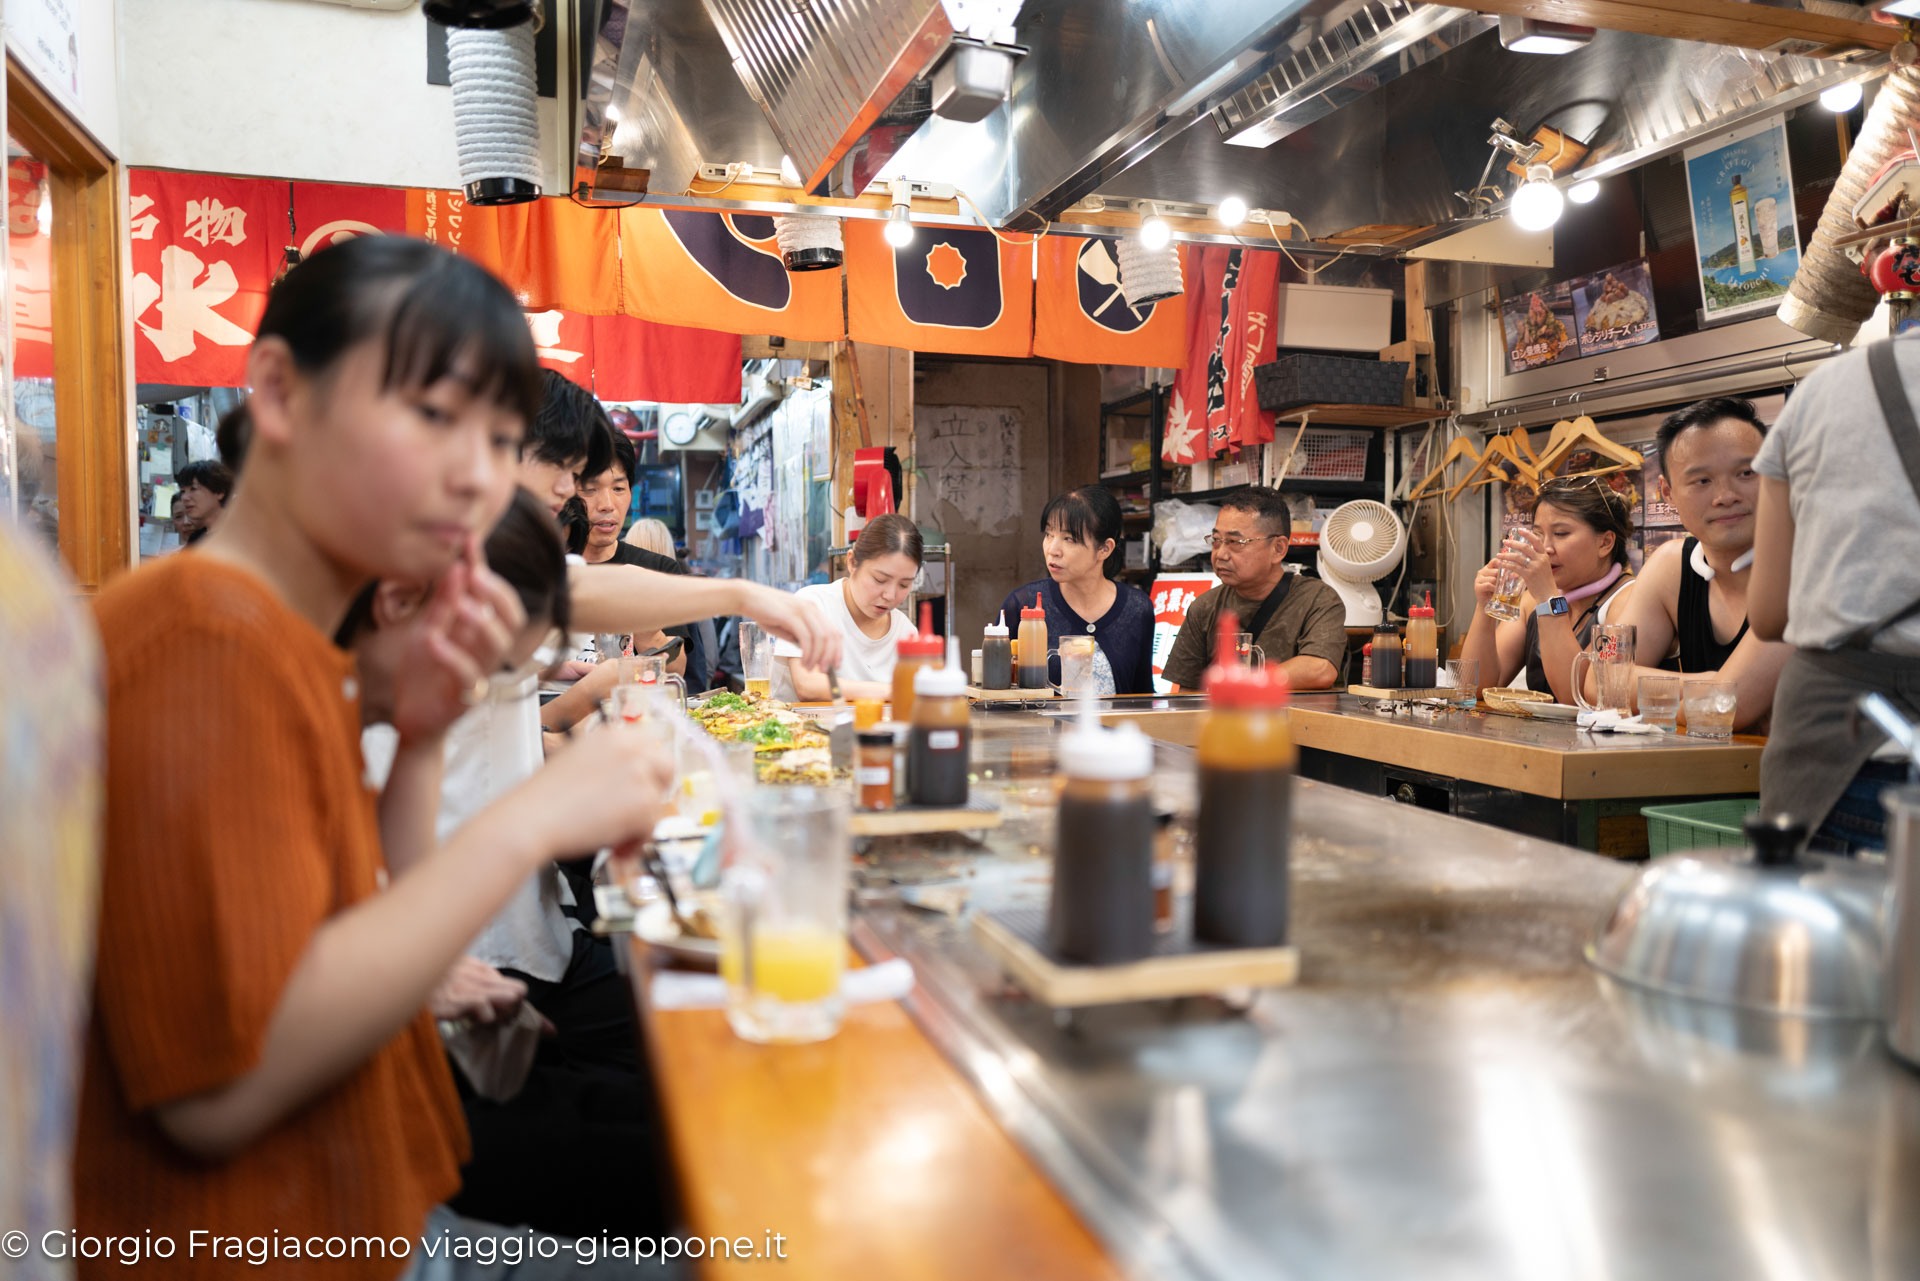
1576, 709, 1665, 735
650, 957, 916, 1011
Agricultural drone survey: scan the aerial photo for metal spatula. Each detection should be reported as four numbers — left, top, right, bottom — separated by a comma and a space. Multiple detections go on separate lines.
825, 666, 854, 771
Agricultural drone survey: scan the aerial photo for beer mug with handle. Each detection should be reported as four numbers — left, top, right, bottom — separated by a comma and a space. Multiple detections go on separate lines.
1571, 622, 1637, 714
620, 652, 688, 710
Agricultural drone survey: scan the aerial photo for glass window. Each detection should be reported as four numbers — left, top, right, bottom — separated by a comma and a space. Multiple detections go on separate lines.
4, 136, 59, 549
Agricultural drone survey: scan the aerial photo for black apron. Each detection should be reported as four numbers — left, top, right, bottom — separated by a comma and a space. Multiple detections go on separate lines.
1760, 340, 1920, 835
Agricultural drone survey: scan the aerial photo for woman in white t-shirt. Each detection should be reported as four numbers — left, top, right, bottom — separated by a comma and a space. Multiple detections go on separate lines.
775, 513, 924, 701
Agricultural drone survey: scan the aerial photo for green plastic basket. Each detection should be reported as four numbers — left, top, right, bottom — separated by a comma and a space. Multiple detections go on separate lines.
1641, 798, 1760, 856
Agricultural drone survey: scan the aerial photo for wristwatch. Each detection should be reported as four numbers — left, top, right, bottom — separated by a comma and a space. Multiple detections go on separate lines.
1535, 595, 1570, 619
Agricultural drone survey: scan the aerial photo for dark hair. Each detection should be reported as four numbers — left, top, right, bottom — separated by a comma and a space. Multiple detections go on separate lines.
335, 488, 570, 647
256, 234, 540, 426
1655, 396, 1767, 478
1219, 485, 1291, 536
1040, 485, 1124, 579
606, 424, 637, 487
1530, 476, 1634, 570
533, 370, 615, 475
558, 495, 591, 556
216, 402, 252, 471
169, 490, 186, 511
850, 513, 923, 569
176, 459, 234, 502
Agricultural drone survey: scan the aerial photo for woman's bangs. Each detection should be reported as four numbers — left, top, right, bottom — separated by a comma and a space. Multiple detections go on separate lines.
380, 257, 541, 423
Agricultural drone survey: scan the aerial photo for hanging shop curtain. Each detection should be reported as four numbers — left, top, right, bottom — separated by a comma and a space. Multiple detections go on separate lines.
9, 158, 51, 380
127, 170, 283, 387
843, 221, 1033, 358
408, 191, 620, 314
523, 310, 744, 403
1032, 235, 1188, 368
619, 208, 845, 342
1163, 246, 1278, 463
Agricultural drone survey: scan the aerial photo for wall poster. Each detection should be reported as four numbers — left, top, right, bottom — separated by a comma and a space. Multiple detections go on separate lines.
1684, 115, 1802, 321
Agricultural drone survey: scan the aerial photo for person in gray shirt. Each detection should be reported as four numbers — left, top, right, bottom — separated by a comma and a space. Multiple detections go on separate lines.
1752, 337, 1920, 853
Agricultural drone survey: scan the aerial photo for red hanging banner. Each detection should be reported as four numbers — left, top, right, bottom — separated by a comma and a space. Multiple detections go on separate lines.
128, 170, 281, 387
619, 209, 844, 342
9, 158, 51, 380
292, 180, 408, 253
590, 315, 741, 403
1164, 246, 1278, 461
1032, 235, 1187, 367
844, 220, 1033, 357
406, 191, 620, 314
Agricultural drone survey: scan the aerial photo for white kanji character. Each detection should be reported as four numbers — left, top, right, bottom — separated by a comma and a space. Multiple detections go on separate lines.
131, 245, 255, 362
129, 193, 158, 241
526, 311, 584, 366
183, 197, 248, 248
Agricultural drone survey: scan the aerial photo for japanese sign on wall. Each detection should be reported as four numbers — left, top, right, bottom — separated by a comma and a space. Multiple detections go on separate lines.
1502, 258, 1660, 375
8, 0, 81, 107
1500, 285, 1577, 374
1149, 572, 1220, 694
1684, 115, 1802, 321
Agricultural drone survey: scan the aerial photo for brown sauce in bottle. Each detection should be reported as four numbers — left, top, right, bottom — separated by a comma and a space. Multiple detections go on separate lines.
1050, 777, 1155, 962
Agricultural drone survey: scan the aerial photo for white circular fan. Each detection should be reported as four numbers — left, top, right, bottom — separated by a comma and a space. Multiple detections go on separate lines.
1316, 499, 1406, 626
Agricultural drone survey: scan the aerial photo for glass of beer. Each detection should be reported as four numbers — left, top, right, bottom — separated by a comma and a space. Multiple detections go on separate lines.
740, 621, 773, 698
1485, 529, 1532, 623
721, 786, 850, 1044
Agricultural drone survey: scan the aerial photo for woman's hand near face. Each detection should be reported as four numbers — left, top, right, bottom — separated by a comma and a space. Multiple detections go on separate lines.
389, 535, 528, 745
1473, 559, 1504, 606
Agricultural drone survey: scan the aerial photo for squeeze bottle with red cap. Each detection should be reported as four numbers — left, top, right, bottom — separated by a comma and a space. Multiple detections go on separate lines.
1405, 591, 1438, 689
1195, 611, 1296, 947
981, 611, 1013, 690
1017, 592, 1050, 690
891, 601, 945, 724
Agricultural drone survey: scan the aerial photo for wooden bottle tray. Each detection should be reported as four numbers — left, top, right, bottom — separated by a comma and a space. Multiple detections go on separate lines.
851, 794, 1002, 837
965, 685, 1058, 702
973, 908, 1298, 1008
1346, 684, 1451, 701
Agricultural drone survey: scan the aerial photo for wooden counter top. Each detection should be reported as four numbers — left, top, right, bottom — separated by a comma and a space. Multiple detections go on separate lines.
630, 944, 1126, 1281
1098, 696, 1763, 801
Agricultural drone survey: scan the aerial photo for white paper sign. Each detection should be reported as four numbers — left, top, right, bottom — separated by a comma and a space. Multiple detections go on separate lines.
8, 0, 81, 106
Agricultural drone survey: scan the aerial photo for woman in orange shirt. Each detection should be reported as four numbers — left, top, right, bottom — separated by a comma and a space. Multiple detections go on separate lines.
77, 236, 672, 1278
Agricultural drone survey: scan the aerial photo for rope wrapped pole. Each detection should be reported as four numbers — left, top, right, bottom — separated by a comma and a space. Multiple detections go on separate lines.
448, 22, 542, 205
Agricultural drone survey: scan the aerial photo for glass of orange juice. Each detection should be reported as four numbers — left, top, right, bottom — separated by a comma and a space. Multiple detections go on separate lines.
720, 786, 850, 1043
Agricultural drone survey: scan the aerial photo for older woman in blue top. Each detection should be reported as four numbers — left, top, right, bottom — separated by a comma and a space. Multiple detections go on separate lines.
1001, 485, 1156, 696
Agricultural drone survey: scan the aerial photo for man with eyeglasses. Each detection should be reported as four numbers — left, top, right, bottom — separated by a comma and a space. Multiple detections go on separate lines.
1160, 487, 1348, 692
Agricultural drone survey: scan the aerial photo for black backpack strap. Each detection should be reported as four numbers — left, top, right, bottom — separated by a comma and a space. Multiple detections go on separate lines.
1848, 343, 1920, 646
1244, 572, 1295, 645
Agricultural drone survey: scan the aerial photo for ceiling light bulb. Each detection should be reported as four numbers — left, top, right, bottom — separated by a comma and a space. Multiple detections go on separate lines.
1567, 179, 1600, 205
884, 206, 915, 247
1820, 81, 1864, 114
1216, 195, 1248, 227
1510, 165, 1564, 231
1140, 205, 1172, 250
1497, 14, 1594, 54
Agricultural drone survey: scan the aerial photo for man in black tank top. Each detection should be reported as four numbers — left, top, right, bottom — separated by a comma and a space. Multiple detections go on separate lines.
1596, 397, 1790, 731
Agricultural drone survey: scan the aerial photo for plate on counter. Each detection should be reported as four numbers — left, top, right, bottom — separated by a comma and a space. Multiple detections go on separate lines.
632, 896, 723, 970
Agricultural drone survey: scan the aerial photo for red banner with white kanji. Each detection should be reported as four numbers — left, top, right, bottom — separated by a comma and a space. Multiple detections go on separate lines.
9, 158, 52, 380
128, 170, 282, 386
1163, 246, 1278, 463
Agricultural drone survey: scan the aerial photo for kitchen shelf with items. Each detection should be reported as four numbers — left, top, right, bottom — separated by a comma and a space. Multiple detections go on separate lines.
1098, 386, 1168, 584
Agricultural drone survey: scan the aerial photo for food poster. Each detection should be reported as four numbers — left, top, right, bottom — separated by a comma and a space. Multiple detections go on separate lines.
1684, 115, 1801, 321
1570, 260, 1660, 356
1501, 284, 1577, 374
1634, 439, 1683, 526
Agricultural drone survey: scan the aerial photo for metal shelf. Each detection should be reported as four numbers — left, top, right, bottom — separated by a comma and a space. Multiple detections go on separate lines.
1177, 478, 1380, 504
1099, 469, 1155, 487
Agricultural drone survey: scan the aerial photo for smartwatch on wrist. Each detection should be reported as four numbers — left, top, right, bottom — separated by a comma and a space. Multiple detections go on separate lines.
1535, 595, 1570, 619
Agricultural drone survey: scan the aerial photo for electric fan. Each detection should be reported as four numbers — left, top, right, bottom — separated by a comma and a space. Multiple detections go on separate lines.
1316, 499, 1406, 626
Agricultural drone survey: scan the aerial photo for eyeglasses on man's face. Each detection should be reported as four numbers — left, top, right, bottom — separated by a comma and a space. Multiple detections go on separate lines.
1205, 532, 1281, 552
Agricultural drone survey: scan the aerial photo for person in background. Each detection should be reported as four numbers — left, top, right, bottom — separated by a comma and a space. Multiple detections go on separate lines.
577, 429, 698, 685
1000, 485, 1155, 696
1751, 339, 1920, 853
168, 489, 197, 546
521, 370, 611, 519
1604, 397, 1790, 729
175, 458, 232, 543
1460, 476, 1638, 706
625, 515, 677, 560
1160, 487, 1347, 692
0, 523, 101, 1281
76, 235, 673, 1277
776, 513, 924, 702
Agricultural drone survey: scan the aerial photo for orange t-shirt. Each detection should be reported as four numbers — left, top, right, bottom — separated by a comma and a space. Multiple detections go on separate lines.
76, 555, 466, 1279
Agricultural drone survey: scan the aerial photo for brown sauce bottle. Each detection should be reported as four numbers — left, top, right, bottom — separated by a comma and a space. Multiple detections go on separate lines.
1195, 612, 1297, 947
909, 637, 971, 807
1017, 592, 1050, 689
1049, 708, 1156, 963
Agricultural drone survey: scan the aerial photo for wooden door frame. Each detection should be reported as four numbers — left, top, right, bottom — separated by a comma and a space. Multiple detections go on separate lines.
8, 55, 130, 591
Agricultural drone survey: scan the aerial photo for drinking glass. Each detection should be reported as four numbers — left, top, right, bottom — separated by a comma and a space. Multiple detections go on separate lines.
620, 652, 688, 709
739, 621, 773, 699
1054, 635, 1099, 697
1637, 674, 1683, 731
1684, 680, 1738, 740
1572, 622, 1637, 714
1234, 631, 1267, 668
1485, 529, 1532, 623
720, 786, 850, 1044
1444, 658, 1480, 708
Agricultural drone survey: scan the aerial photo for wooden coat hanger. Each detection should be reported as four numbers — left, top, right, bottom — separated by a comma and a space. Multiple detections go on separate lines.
1504, 425, 1541, 470
1408, 433, 1481, 501
1537, 413, 1642, 477
1452, 433, 1541, 498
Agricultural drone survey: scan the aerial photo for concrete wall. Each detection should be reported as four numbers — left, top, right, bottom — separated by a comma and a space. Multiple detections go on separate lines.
117, 0, 566, 189
5, 0, 122, 156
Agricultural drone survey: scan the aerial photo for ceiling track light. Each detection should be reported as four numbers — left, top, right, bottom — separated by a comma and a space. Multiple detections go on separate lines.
883, 179, 915, 248
1567, 179, 1600, 204
1820, 80, 1864, 114
1216, 195, 1249, 227
1139, 202, 1172, 250
1497, 14, 1593, 55
1510, 163, 1565, 232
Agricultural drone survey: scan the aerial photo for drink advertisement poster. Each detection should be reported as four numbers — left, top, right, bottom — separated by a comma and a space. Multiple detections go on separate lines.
1148, 572, 1220, 694
1570, 260, 1660, 356
1500, 284, 1577, 375
1683, 115, 1801, 321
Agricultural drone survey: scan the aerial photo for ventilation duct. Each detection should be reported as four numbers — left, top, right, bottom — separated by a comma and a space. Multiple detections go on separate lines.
1781, 62, 1920, 343
1116, 238, 1183, 307
447, 22, 542, 205
773, 214, 845, 272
